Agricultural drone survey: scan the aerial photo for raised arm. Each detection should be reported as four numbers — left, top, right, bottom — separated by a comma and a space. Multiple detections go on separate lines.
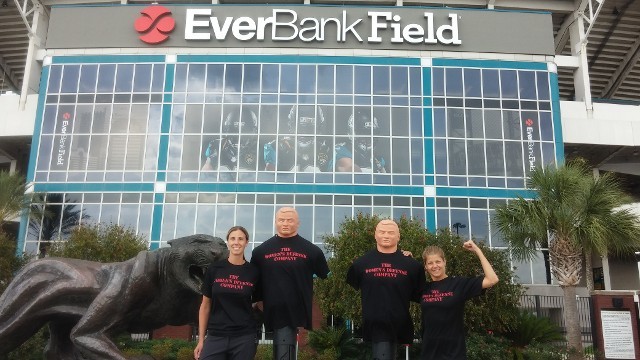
463, 240, 499, 289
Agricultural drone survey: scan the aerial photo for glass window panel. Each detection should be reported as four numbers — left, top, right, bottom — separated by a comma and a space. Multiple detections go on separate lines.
171, 104, 185, 134
336, 66, 353, 94
215, 205, 235, 238
225, 64, 242, 93
261, 64, 279, 93
469, 209, 488, 244
151, 64, 165, 92
196, 204, 216, 235
465, 109, 483, 138
372, 66, 390, 95
485, 140, 504, 176
371, 107, 389, 136
445, 68, 463, 96
521, 111, 539, 141
106, 135, 126, 170
531, 251, 550, 284
410, 138, 423, 174
254, 205, 274, 244
450, 209, 469, 238
167, 135, 182, 171
174, 64, 187, 92
48, 65, 63, 93
161, 204, 176, 241
36, 135, 53, 171
447, 108, 465, 138
42, 105, 58, 134
132, 64, 152, 92
539, 112, 553, 141
75, 105, 93, 134
280, 64, 297, 93
482, 69, 499, 98
448, 139, 466, 175
125, 135, 145, 170
500, 70, 518, 99
502, 110, 521, 140
536, 71, 550, 100
467, 140, 485, 176
298, 65, 316, 94
87, 134, 108, 170
334, 206, 352, 231
184, 104, 203, 133
187, 64, 206, 93
433, 108, 446, 137
144, 134, 159, 171
391, 107, 409, 136
78, 65, 98, 93
69, 135, 90, 171
127, 105, 147, 134
410, 107, 422, 137
518, 71, 536, 100
61, 65, 80, 93
391, 138, 409, 173
354, 66, 371, 94
434, 139, 447, 174
118, 204, 139, 231
409, 67, 421, 96
433, 68, 444, 96
92, 105, 111, 133
317, 65, 334, 94
489, 210, 507, 247
174, 204, 196, 238
203, 104, 222, 134
239, 64, 259, 93
111, 104, 130, 134
484, 110, 502, 139
137, 204, 152, 237
114, 64, 134, 93
464, 68, 481, 97
504, 141, 524, 177
391, 67, 408, 95
541, 142, 556, 167
97, 64, 116, 93
513, 258, 532, 284
204, 64, 224, 93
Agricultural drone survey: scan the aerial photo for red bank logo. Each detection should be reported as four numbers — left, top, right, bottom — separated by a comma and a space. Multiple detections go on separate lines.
525, 118, 534, 127
134, 6, 175, 44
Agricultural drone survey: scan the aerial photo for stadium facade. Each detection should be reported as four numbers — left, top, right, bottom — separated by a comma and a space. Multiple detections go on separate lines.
0, 1, 639, 296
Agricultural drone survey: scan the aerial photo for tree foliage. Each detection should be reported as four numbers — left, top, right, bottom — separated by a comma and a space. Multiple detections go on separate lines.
492, 161, 640, 358
315, 213, 522, 335
0, 231, 32, 295
48, 223, 148, 262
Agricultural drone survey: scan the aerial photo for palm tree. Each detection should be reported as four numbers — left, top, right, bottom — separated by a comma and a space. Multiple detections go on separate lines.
0, 172, 31, 226
492, 161, 640, 359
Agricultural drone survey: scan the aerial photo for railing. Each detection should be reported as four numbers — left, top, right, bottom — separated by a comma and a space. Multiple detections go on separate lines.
519, 295, 595, 359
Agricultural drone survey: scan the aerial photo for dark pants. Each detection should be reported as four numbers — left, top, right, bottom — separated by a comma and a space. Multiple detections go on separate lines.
200, 332, 257, 360
372, 342, 397, 360
273, 326, 297, 360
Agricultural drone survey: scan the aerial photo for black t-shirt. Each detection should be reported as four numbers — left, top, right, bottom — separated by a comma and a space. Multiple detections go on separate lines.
346, 249, 426, 343
250, 234, 329, 331
420, 276, 483, 360
201, 259, 260, 336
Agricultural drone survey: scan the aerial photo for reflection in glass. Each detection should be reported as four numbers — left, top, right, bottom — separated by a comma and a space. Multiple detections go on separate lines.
445, 68, 463, 97
500, 70, 518, 99
61, 65, 80, 93
115, 64, 134, 93
79, 65, 98, 93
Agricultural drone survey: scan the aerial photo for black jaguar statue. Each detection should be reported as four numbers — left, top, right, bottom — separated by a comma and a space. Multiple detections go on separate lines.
0, 234, 227, 359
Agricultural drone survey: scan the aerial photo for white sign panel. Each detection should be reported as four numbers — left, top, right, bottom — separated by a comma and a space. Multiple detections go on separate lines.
601, 310, 636, 359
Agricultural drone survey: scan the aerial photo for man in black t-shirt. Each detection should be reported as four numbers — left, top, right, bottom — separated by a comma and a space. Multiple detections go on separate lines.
347, 220, 426, 360
251, 207, 329, 360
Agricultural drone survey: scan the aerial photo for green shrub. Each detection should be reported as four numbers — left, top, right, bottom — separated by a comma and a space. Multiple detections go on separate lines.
466, 332, 512, 360
176, 347, 194, 360
6, 328, 48, 360
520, 341, 570, 360
308, 326, 359, 359
48, 222, 147, 262
502, 311, 564, 348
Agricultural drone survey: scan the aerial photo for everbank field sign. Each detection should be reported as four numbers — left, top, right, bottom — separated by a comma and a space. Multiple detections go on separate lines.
182, 8, 461, 45
47, 5, 554, 55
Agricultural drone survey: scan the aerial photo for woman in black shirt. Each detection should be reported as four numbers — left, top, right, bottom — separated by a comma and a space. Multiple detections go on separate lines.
420, 240, 499, 360
194, 226, 260, 360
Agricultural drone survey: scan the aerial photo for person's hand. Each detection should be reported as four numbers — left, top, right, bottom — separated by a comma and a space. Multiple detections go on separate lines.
401, 250, 413, 257
194, 341, 204, 359
463, 240, 479, 253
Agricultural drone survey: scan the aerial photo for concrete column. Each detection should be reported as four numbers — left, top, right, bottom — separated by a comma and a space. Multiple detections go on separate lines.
19, 3, 48, 109
568, 11, 593, 113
